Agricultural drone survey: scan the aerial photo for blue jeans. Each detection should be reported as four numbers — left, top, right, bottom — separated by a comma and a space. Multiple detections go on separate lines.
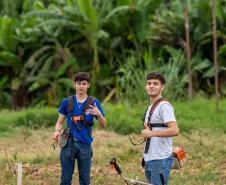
145, 154, 173, 185
60, 139, 93, 185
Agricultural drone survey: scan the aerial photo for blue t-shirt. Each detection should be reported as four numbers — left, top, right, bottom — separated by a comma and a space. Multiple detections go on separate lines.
58, 95, 105, 144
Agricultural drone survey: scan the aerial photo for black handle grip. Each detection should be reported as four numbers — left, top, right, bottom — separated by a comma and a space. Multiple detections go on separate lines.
159, 171, 165, 185
109, 157, 122, 174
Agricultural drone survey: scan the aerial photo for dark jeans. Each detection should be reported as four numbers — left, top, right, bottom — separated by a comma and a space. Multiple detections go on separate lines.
60, 139, 93, 185
145, 154, 173, 185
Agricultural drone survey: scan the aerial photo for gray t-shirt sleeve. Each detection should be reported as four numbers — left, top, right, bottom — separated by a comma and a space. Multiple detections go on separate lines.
159, 103, 176, 123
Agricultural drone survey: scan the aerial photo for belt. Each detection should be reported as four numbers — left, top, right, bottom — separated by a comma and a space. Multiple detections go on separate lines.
69, 137, 79, 141
73, 137, 79, 141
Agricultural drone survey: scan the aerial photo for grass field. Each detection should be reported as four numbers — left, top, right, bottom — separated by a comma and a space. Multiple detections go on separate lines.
0, 97, 225, 184
0, 128, 225, 185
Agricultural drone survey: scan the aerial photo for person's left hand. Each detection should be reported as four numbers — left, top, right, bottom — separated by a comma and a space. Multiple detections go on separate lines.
87, 103, 102, 117
137, 124, 152, 141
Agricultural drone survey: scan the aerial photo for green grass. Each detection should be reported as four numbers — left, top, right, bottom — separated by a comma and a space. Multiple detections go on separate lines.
0, 98, 225, 184
101, 97, 226, 134
0, 97, 226, 136
0, 107, 58, 135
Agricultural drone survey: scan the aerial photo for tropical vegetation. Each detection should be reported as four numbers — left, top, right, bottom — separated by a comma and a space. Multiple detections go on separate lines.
0, 0, 226, 109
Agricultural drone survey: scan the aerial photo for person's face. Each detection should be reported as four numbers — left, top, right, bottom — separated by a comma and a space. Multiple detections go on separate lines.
73, 80, 90, 95
145, 79, 164, 98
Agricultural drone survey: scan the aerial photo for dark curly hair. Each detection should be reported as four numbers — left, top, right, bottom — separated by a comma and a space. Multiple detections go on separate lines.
146, 71, 165, 85
74, 72, 90, 83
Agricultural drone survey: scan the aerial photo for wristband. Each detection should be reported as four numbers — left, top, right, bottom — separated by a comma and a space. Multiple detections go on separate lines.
55, 130, 61, 133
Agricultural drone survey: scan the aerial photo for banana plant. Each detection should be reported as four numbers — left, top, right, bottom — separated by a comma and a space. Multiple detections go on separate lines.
0, 15, 25, 109
21, 0, 109, 96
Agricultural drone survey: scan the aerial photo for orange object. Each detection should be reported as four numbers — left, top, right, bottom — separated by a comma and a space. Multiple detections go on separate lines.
73, 116, 83, 122
111, 159, 115, 168
173, 147, 186, 162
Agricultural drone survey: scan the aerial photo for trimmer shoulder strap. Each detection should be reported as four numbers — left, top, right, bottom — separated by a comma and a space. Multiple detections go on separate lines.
82, 96, 95, 115
148, 98, 171, 117
68, 95, 75, 130
144, 98, 171, 154
142, 108, 149, 123
68, 95, 74, 116
79, 96, 95, 132
142, 98, 166, 124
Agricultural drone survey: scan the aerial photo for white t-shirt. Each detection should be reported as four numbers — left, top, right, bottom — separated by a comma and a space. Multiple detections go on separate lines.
143, 101, 176, 161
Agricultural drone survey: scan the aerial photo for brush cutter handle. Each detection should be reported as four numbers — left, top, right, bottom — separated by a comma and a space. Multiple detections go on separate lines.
159, 171, 165, 185
109, 157, 122, 175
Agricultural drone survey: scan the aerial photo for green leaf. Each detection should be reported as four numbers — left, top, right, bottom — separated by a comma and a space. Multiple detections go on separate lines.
77, 0, 98, 32
192, 59, 212, 73
55, 59, 75, 79
104, 6, 131, 22
95, 29, 109, 39
28, 82, 41, 92
24, 45, 53, 69
203, 66, 222, 78
22, 10, 65, 19
0, 51, 22, 63
34, 1, 46, 10
218, 44, 226, 66
38, 19, 80, 28
0, 76, 9, 88
28, 78, 49, 92
58, 78, 74, 89
0, 16, 17, 53
116, 0, 131, 6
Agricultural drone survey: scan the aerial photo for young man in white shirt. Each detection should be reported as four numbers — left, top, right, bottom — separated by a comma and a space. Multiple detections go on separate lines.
139, 71, 179, 185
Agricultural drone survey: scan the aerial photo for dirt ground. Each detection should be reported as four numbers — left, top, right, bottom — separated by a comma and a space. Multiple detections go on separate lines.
0, 129, 225, 185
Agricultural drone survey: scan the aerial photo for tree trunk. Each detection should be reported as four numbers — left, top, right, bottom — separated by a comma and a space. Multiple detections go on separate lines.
11, 87, 29, 110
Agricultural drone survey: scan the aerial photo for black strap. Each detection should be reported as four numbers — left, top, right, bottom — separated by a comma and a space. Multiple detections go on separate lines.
68, 95, 74, 115
83, 96, 94, 113
142, 108, 149, 123
68, 96, 76, 163
150, 123, 168, 127
79, 96, 94, 130
68, 96, 77, 131
83, 120, 94, 137
144, 98, 167, 154
70, 132, 74, 164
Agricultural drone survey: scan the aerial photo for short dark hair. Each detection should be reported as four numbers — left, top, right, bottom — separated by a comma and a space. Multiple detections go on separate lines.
146, 71, 165, 85
74, 72, 90, 83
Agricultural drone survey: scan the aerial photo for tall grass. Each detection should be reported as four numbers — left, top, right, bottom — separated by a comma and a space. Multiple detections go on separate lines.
101, 97, 226, 134
0, 107, 58, 135
115, 49, 157, 104
0, 97, 225, 136
116, 46, 190, 104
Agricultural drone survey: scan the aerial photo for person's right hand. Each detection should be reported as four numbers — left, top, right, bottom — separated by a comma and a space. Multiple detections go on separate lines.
52, 131, 61, 141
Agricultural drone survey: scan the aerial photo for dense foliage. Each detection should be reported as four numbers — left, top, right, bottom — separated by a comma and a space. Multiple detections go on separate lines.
0, 0, 226, 109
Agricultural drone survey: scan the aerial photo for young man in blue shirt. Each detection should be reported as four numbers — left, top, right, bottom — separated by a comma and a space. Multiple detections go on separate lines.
52, 72, 106, 185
